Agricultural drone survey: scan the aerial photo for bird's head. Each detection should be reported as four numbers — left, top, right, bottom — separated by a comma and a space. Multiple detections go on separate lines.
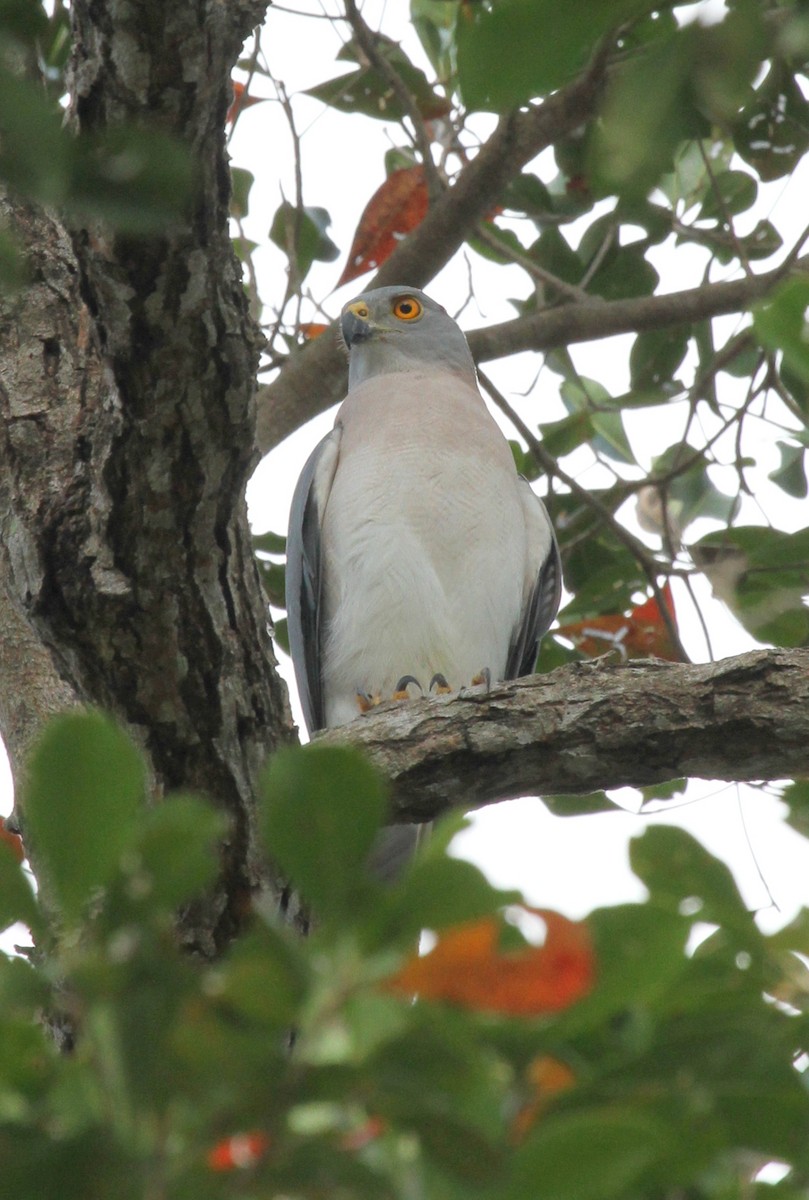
340, 286, 477, 389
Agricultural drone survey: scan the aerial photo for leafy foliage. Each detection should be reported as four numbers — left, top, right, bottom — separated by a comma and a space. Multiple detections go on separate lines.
4, 714, 809, 1198
228, 0, 809, 667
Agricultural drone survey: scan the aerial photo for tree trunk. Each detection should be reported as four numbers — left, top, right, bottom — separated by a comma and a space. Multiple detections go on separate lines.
0, 0, 295, 956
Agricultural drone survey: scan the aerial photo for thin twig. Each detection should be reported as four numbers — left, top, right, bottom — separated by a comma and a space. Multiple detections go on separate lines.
343, 0, 445, 201
477, 369, 691, 662
474, 222, 596, 305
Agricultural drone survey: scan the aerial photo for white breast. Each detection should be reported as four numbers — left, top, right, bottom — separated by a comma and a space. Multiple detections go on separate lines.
320, 372, 530, 727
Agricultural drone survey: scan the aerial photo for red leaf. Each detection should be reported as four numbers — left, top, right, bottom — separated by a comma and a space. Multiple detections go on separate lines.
0, 819, 24, 864
298, 322, 329, 341
557, 583, 682, 662
385, 908, 595, 1016
227, 81, 263, 127
207, 1131, 270, 1171
337, 166, 429, 287
340, 1115, 387, 1151
512, 1056, 576, 1141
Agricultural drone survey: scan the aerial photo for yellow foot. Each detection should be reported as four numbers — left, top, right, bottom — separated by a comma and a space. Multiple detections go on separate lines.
392, 675, 423, 701
470, 667, 492, 690
356, 690, 381, 714
429, 672, 453, 695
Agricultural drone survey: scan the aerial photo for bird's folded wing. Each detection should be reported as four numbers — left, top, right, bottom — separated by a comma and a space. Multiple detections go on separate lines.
505, 481, 562, 679
285, 427, 341, 733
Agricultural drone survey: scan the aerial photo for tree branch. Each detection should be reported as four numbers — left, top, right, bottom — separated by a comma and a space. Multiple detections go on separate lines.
258, 242, 808, 453
315, 649, 809, 822
256, 47, 611, 452
466, 257, 807, 361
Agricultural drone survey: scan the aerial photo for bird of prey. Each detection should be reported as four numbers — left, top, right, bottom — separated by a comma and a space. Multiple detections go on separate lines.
285, 286, 561, 879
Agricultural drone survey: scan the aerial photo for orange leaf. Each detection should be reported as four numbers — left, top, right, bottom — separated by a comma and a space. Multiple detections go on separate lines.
298, 322, 329, 341
386, 909, 595, 1016
337, 166, 429, 288
0, 819, 24, 864
227, 81, 263, 126
512, 1055, 577, 1141
340, 1115, 387, 1151
557, 583, 682, 662
207, 1131, 270, 1171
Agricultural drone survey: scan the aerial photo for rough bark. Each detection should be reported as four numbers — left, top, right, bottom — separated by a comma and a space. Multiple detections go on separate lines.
315, 649, 809, 822
0, 1, 295, 956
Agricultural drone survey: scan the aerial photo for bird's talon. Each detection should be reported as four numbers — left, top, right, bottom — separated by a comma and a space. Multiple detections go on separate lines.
392, 675, 423, 701
356, 690, 381, 713
470, 667, 492, 691
429, 672, 453, 695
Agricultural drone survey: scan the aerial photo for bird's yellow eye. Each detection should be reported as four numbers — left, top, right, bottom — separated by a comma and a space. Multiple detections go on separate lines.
392, 296, 423, 321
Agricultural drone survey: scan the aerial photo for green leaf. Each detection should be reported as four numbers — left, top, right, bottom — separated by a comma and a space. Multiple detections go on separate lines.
252, 529, 286, 555
269, 202, 339, 281
781, 780, 809, 839
0, 841, 40, 935
540, 412, 594, 459
528, 228, 583, 286
638, 778, 686, 804
542, 791, 618, 817
590, 410, 636, 465
509, 1107, 671, 1200
753, 278, 809, 385
585, 241, 659, 301
457, 0, 654, 112
260, 746, 387, 922
555, 904, 689, 1034
256, 557, 286, 606
630, 826, 758, 944
781, 361, 809, 418
504, 173, 555, 220
274, 616, 290, 655
590, 29, 704, 198
230, 166, 254, 219
734, 62, 809, 182
306, 36, 449, 122
691, 525, 809, 647
469, 221, 525, 265
130, 795, 225, 912
630, 327, 690, 391
697, 168, 757, 221
411, 0, 458, 84
23, 712, 146, 923
769, 440, 808, 499
376, 853, 519, 945
650, 445, 739, 532
212, 923, 308, 1028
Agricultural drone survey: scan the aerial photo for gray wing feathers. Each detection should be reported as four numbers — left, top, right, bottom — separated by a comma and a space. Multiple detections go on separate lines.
505, 488, 563, 680
285, 429, 341, 733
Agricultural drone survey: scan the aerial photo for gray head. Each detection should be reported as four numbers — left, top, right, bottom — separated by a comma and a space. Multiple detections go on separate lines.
340, 286, 477, 389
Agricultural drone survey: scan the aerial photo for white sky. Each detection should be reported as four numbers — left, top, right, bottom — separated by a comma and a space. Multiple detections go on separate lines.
2, 0, 808, 937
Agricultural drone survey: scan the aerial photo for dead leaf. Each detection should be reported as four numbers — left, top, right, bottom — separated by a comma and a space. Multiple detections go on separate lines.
0, 818, 24, 864
557, 583, 682, 662
337, 165, 429, 288
512, 1056, 577, 1141
207, 1131, 270, 1171
385, 908, 595, 1016
227, 81, 263, 127
298, 322, 330, 342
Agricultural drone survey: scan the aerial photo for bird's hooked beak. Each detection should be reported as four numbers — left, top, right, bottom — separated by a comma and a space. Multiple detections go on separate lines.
341, 300, 377, 348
